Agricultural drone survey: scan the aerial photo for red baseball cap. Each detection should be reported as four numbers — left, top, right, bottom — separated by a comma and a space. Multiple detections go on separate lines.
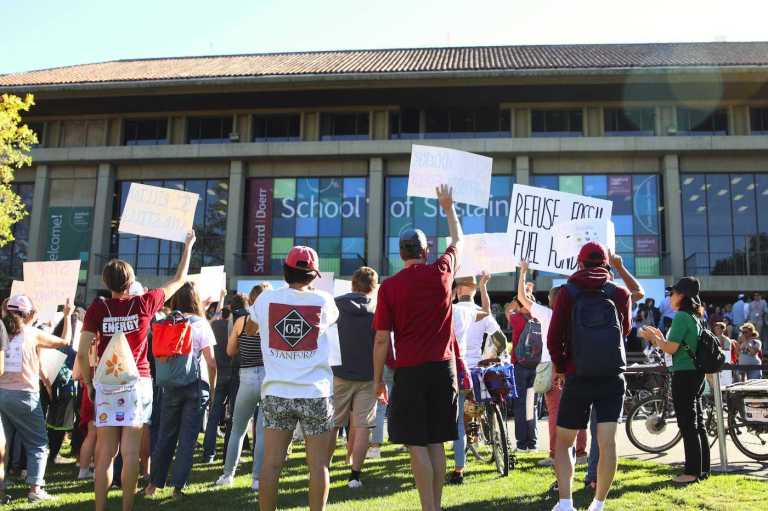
577, 241, 609, 265
285, 246, 321, 276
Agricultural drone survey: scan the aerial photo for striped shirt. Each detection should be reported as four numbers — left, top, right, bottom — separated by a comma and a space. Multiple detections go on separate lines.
238, 320, 263, 368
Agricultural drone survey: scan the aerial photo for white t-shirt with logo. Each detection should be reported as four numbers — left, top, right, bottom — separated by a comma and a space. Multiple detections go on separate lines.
250, 287, 339, 399
454, 301, 502, 368
529, 302, 553, 364
452, 302, 478, 358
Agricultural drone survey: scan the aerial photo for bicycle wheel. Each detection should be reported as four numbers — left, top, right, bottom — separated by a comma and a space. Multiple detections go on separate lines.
728, 403, 768, 461
625, 395, 682, 453
467, 408, 494, 463
489, 403, 510, 476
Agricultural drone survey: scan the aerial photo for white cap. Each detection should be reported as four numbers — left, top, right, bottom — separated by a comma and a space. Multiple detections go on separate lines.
7, 294, 34, 313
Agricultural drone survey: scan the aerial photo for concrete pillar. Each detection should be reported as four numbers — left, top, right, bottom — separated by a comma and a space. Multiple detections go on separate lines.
515, 155, 530, 185
87, 163, 115, 299
27, 165, 50, 262
663, 154, 684, 277
367, 157, 384, 274
224, 160, 246, 285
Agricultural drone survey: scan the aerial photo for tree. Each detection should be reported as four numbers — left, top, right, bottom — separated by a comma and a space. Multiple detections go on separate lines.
0, 93, 36, 247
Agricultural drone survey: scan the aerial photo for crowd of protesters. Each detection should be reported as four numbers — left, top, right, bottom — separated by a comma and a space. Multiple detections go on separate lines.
0, 185, 765, 511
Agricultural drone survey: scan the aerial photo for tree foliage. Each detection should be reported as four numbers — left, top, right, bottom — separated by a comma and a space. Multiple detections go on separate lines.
0, 93, 36, 247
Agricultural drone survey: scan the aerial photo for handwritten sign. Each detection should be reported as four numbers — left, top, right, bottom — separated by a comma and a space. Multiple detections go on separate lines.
333, 279, 352, 297
551, 218, 616, 256
18, 260, 80, 324
118, 183, 198, 243
506, 184, 613, 276
187, 266, 227, 303
407, 145, 492, 208
456, 233, 520, 278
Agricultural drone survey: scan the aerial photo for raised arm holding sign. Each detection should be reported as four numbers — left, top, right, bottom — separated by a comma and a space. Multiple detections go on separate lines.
118, 183, 199, 243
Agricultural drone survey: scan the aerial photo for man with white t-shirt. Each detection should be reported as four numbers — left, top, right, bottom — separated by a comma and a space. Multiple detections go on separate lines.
516, 261, 588, 470
449, 273, 507, 485
250, 246, 339, 511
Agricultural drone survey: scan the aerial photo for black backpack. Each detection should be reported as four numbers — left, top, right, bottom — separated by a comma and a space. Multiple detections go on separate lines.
514, 318, 543, 368
680, 318, 726, 374
566, 282, 626, 378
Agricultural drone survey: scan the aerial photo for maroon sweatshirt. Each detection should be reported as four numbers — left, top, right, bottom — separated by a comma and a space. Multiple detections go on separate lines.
547, 267, 632, 375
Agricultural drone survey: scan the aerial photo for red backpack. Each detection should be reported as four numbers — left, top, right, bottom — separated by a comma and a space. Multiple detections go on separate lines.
151, 311, 193, 358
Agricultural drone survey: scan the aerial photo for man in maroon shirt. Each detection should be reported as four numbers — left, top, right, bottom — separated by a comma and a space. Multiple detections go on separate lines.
547, 241, 642, 511
373, 184, 466, 511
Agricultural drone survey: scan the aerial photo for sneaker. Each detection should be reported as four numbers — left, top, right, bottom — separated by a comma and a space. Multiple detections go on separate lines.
538, 457, 555, 467
516, 446, 531, 453
252, 479, 259, 492
448, 471, 464, 485
367, 447, 381, 459
575, 454, 589, 465
215, 474, 234, 486
28, 489, 54, 503
54, 455, 76, 465
347, 478, 363, 489
78, 468, 94, 480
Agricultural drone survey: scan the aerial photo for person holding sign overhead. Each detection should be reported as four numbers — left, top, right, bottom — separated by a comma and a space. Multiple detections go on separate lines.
0, 295, 72, 503
372, 184, 468, 511
79, 230, 196, 511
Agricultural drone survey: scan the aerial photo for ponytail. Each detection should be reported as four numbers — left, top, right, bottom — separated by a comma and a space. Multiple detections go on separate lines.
2, 311, 26, 337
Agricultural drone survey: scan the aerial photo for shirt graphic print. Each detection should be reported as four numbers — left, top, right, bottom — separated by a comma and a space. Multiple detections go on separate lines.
269, 303, 322, 359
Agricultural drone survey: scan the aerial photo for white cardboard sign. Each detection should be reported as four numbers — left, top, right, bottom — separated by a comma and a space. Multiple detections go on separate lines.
118, 183, 199, 243
551, 218, 616, 256
312, 272, 335, 296
456, 233, 520, 278
333, 279, 352, 297
40, 349, 68, 383
18, 260, 80, 324
187, 265, 227, 303
506, 184, 613, 276
407, 145, 492, 208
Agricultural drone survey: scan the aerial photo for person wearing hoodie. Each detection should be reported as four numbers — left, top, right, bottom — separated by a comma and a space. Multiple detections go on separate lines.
329, 267, 379, 489
547, 241, 639, 511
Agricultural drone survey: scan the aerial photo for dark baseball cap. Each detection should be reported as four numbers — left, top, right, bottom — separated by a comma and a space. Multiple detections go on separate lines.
399, 228, 428, 256
577, 241, 608, 265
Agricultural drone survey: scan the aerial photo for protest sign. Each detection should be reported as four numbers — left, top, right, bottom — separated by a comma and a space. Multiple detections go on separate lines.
188, 265, 226, 303
551, 218, 616, 256
312, 272, 335, 296
236, 280, 285, 294
40, 349, 68, 383
333, 279, 352, 297
456, 233, 520, 278
506, 184, 613, 276
118, 183, 199, 243
20, 260, 80, 324
407, 145, 492, 208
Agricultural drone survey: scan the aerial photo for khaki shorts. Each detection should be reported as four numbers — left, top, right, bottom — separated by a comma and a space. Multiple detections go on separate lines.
332, 377, 377, 429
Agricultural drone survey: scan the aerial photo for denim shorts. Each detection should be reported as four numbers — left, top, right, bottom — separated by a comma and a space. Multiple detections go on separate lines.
262, 395, 334, 437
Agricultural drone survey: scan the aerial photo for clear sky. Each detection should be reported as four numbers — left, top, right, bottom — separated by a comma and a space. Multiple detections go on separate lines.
2, 0, 766, 74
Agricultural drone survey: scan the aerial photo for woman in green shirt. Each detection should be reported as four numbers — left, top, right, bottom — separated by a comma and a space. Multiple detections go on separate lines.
639, 277, 709, 485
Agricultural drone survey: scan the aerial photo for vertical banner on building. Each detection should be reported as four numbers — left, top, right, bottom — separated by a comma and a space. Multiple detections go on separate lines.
46, 207, 93, 279
246, 179, 273, 275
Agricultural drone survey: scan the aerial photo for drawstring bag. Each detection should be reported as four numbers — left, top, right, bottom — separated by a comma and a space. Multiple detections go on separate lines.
94, 331, 140, 387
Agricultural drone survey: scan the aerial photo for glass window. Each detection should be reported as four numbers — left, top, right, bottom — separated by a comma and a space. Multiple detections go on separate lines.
111, 179, 226, 275
252, 114, 300, 142
750, 107, 768, 135
187, 117, 233, 144
531, 109, 583, 137
682, 172, 768, 275
677, 108, 728, 135
533, 174, 663, 276
384, 175, 515, 275
319, 113, 369, 141
26, 122, 44, 147
391, 108, 509, 139
244, 177, 367, 275
0, 183, 34, 283
604, 108, 655, 136
389, 109, 420, 139
124, 119, 168, 145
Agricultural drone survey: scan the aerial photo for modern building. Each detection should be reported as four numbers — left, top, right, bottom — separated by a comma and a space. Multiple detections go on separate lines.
3, 42, 768, 303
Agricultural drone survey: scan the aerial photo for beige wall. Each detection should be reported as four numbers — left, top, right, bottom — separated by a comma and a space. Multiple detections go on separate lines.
116, 162, 229, 180
680, 154, 768, 172
247, 159, 368, 177
531, 154, 660, 174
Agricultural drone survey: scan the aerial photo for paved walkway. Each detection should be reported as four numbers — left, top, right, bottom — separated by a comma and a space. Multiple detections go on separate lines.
531, 419, 768, 479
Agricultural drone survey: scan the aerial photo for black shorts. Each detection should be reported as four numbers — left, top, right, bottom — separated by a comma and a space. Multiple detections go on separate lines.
389, 360, 458, 446
556, 374, 626, 430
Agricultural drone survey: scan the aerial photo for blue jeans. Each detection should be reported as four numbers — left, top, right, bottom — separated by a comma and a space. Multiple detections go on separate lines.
0, 389, 48, 486
453, 392, 466, 469
586, 407, 599, 484
222, 367, 265, 480
150, 381, 210, 490
371, 366, 394, 445
203, 373, 238, 459
513, 365, 538, 449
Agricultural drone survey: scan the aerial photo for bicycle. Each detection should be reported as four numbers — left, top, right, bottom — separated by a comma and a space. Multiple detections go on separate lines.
464, 361, 516, 476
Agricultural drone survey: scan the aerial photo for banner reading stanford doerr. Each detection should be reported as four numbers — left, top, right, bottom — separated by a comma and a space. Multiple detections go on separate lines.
246, 179, 274, 275
506, 184, 613, 275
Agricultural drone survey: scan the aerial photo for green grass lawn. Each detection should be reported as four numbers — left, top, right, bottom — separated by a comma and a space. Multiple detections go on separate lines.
3, 441, 766, 510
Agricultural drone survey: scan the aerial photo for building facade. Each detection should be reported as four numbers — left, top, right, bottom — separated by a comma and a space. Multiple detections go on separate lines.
3, 42, 768, 301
